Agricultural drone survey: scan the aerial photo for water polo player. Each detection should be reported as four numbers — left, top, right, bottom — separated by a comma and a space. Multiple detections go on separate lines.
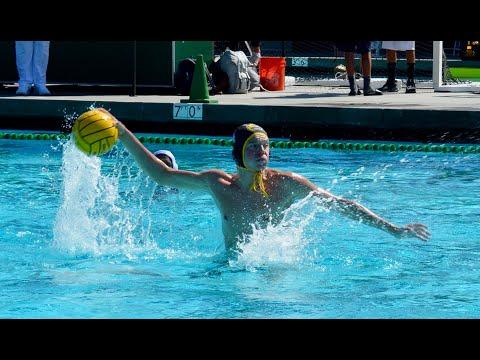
103, 108, 429, 250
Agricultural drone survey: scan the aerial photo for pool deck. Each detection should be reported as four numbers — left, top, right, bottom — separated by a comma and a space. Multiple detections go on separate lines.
1, 85, 480, 142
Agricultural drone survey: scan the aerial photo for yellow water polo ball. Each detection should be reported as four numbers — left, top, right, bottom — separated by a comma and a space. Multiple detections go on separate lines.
72, 109, 118, 156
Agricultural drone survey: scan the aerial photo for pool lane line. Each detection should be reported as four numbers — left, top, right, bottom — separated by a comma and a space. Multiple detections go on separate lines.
1, 132, 480, 154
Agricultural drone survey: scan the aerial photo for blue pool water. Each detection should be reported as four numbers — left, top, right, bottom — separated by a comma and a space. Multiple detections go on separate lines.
1, 135, 479, 318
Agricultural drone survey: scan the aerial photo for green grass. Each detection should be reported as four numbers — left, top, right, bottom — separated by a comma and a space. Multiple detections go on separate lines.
449, 67, 480, 80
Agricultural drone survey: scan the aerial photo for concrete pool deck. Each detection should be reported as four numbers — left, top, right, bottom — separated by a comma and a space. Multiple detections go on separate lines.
1, 85, 480, 142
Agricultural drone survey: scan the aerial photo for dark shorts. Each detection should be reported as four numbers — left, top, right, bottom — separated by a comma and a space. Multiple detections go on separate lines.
336, 41, 371, 54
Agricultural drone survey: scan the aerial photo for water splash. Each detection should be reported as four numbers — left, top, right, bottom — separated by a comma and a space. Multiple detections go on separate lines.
230, 193, 331, 271
52, 138, 158, 257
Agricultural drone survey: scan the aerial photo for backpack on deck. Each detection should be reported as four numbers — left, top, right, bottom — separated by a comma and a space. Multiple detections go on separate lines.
217, 50, 251, 94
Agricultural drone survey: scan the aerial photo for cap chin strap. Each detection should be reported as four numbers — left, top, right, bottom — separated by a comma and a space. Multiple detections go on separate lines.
239, 166, 268, 198
250, 170, 268, 198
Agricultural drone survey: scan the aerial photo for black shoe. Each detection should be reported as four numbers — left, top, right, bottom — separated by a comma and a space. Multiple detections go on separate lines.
405, 79, 416, 93
378, 80, 399, 92
348, 88, 362, 96
364, 87, 383, 96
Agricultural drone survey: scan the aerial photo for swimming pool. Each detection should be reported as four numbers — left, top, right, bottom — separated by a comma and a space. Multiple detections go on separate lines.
1, 134, 479, 318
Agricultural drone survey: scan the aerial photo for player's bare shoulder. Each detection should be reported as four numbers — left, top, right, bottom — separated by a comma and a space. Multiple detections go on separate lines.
201, 169, 234, 188
267, 168, 318, 199
266, 168, 307, 184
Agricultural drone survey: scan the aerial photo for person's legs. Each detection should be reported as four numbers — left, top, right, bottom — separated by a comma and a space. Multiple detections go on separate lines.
32, 41, 50, 95
345, 52, 361, 95
387, 49, 398, 63
361, 50, 372, 76
345, 51, 355, 76
336, 41, 361, 95
379, 49, 399, 92
358, 42, 382, 96
405, 49, 416, 93
15, 41, 34, 95
361, 51, 376, 95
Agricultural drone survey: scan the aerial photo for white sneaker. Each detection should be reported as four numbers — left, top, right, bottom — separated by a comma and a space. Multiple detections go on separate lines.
16, 84, 32, 95
33, 85, 51, 96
